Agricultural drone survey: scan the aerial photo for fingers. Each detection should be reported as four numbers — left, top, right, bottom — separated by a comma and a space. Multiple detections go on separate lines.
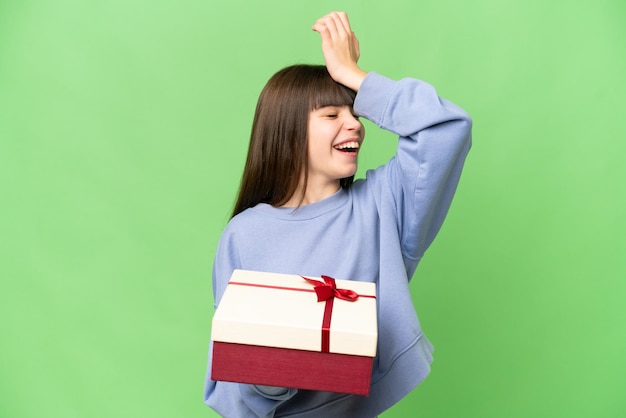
312, 11, 358, 59
336, 11, 352, 34
311, 11, 366, 91
312, 11, 352, 38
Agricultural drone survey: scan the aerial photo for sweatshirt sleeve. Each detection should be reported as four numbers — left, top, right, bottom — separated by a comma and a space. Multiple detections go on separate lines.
353, 72, 472, 265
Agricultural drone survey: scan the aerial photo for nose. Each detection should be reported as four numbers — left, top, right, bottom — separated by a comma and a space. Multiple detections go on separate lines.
345, 114, 362, 132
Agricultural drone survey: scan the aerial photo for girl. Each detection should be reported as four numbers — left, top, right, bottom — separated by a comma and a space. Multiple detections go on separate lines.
204, 11, 472, 418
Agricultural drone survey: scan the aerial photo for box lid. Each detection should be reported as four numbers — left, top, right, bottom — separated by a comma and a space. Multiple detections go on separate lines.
211, 270, 377, 357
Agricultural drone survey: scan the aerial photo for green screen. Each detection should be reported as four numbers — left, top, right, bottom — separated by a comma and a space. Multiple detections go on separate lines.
2, 1, 625, 417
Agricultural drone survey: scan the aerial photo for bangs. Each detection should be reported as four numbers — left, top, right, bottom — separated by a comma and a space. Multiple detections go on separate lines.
309, 70, 356, 110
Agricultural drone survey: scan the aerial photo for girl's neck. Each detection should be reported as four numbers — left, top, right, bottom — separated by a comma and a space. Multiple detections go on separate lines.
281, 180, 341, 208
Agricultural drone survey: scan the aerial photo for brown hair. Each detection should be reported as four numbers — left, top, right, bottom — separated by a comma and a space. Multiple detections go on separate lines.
231, 64, 356, 218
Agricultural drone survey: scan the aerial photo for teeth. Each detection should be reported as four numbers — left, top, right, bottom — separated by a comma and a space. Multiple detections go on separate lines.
334, 141, 360, 150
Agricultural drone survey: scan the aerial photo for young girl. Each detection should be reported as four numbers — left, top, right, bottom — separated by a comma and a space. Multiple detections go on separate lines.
204, 11, 472, 418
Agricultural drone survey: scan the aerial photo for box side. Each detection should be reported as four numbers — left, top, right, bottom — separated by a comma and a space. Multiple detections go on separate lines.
212, 341, 372, 396
212, 318, 323, 352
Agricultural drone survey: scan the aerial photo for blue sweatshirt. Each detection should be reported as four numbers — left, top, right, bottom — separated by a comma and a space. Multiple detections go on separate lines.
204, 72, 472, 417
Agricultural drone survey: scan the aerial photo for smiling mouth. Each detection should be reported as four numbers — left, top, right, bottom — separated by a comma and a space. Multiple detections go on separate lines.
334, 141, 360, 153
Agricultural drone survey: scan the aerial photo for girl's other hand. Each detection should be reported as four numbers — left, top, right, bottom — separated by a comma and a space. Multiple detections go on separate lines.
312, 11, 367, 91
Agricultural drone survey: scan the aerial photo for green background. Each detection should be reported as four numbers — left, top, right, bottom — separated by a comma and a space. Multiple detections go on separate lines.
1, 0, 625, 417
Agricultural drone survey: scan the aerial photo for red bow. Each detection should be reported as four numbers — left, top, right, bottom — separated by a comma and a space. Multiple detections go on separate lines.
301, 275, 360, 353
301, 275, 359, 302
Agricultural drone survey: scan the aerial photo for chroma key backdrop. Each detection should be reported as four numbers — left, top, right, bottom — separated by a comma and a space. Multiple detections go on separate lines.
1, 1, 624, 417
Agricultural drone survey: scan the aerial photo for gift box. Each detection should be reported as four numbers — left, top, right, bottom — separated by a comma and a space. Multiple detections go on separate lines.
211, 269, 378, 396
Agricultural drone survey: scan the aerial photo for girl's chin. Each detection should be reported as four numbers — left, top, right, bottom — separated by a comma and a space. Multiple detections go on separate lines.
338, 164, 358, 178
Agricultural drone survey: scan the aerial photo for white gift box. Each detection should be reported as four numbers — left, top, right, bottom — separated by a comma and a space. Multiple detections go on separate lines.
211, 269, 378, 395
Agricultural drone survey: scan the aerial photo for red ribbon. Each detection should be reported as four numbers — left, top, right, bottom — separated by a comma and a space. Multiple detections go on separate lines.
301, 275, 359, 353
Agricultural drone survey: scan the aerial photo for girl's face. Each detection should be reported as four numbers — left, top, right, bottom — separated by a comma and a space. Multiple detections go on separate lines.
306, 105, 364, 189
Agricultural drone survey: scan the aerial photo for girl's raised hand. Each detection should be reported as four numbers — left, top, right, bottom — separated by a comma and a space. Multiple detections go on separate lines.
312, 11, 367, 91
